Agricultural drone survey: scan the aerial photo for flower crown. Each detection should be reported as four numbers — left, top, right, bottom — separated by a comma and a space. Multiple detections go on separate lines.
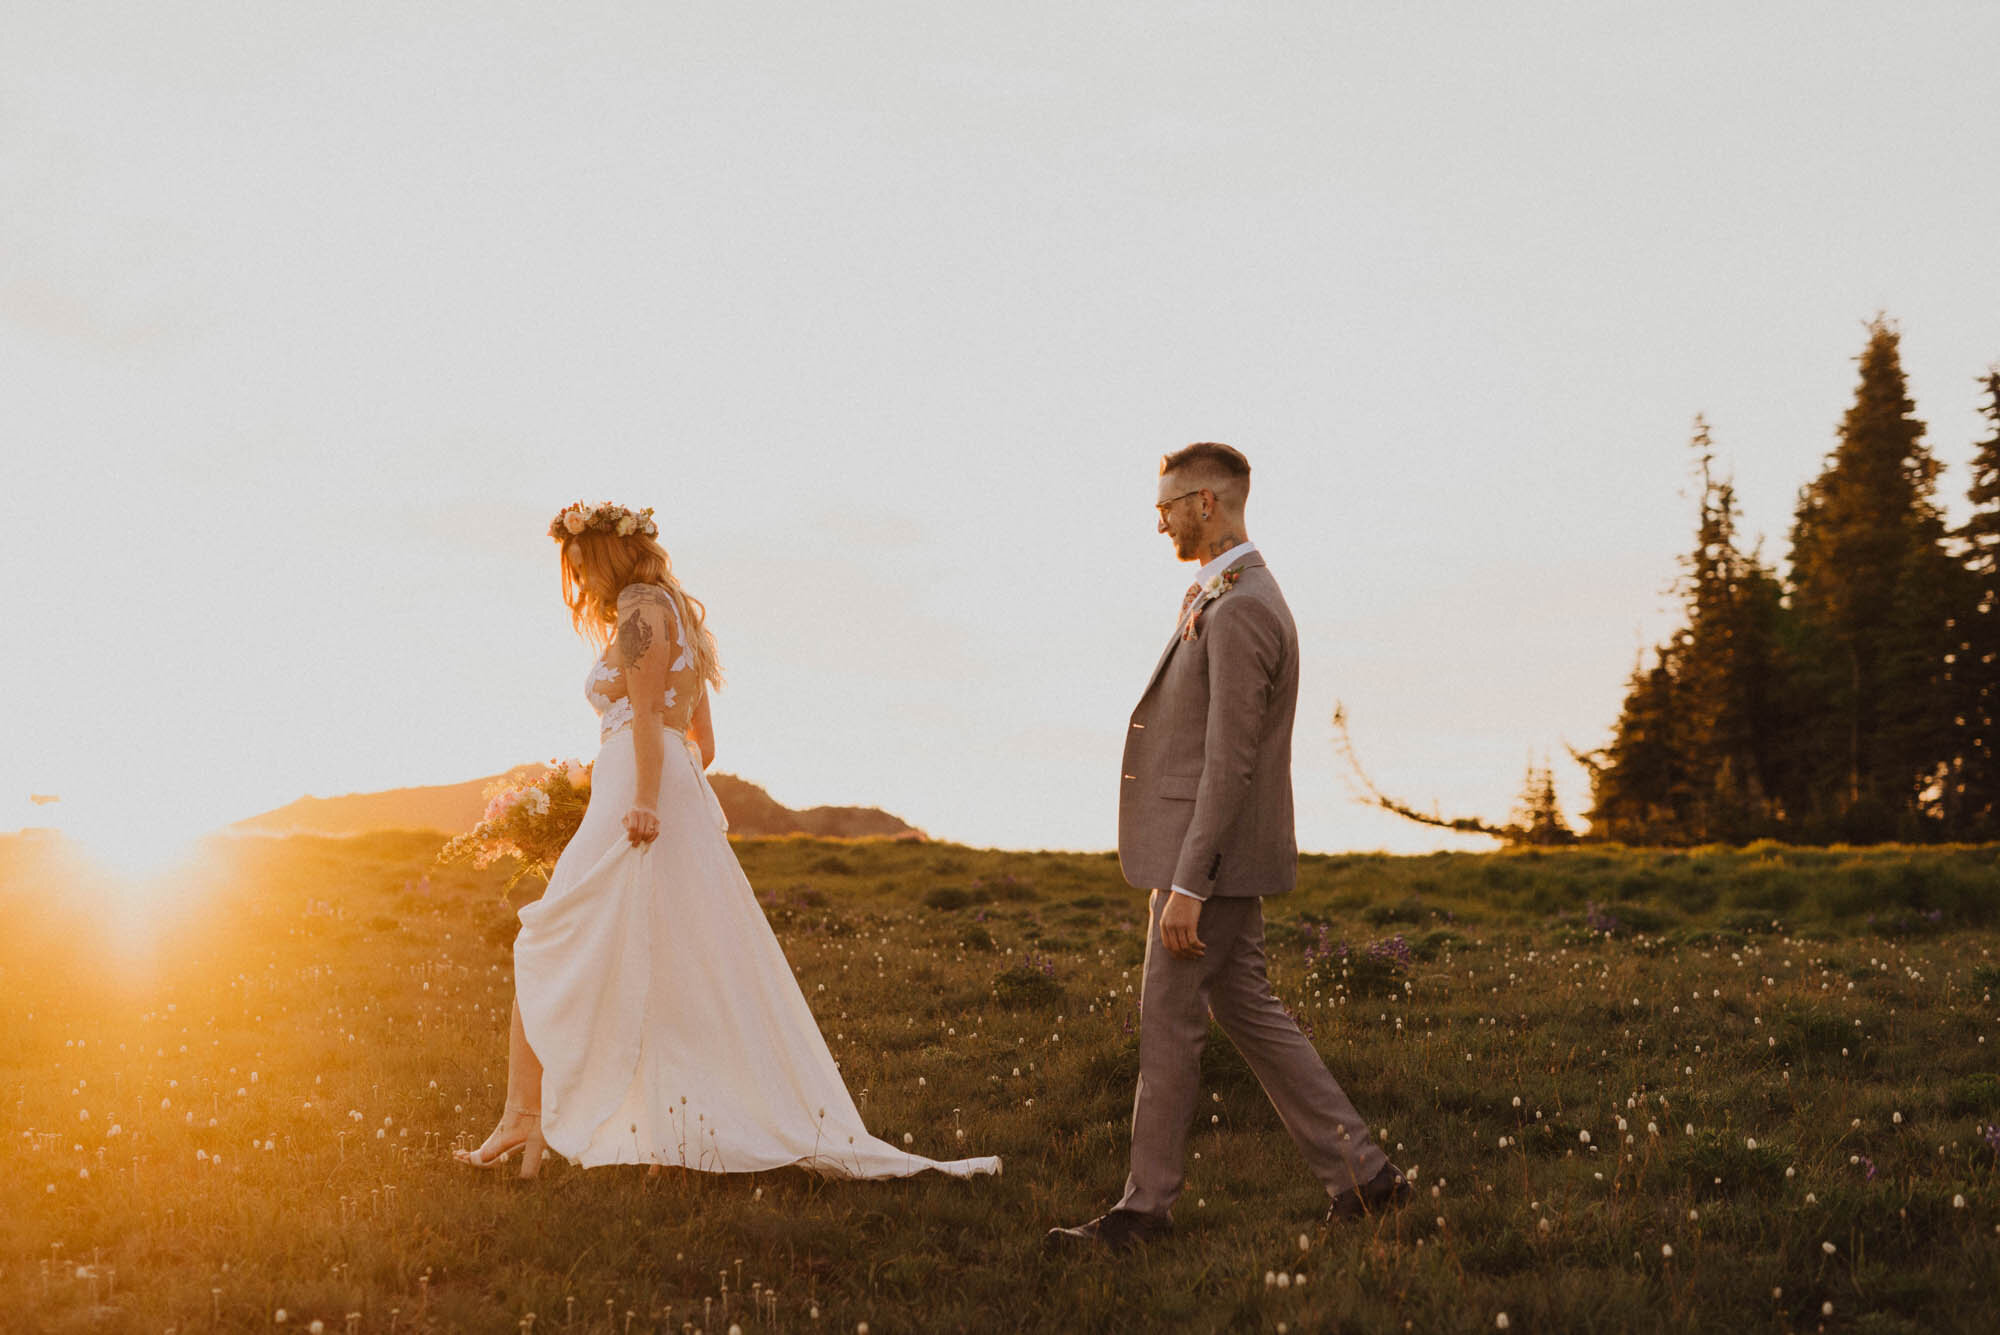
548, 501, 658, 541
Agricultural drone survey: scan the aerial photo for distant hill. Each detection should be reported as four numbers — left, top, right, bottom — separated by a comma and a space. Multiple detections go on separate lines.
230, 768, 924, 841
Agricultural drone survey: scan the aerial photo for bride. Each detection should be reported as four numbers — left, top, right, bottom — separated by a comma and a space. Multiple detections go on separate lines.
455, 501, 999, 1181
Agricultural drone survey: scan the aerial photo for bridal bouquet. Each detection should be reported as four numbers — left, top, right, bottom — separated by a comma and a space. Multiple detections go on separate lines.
438, 762, 591, 886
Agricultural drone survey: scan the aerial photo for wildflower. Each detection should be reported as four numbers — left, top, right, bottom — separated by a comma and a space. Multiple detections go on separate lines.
1661, 1244, 1673, 1258
1821, 1241, 1836, 1254
1496, 1314, 1511, 1329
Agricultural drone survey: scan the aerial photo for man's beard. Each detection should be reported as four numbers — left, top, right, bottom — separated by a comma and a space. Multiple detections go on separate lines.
1172, 527, 1201, 561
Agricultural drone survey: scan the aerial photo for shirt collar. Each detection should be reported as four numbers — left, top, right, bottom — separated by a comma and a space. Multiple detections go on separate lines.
1192, 540, 1258, 588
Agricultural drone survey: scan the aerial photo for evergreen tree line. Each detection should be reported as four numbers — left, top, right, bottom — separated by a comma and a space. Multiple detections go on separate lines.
1581, 319, 2000, 844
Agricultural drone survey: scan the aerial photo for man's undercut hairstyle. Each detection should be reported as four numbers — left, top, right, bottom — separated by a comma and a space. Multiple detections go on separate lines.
1160, 441, 1251, 507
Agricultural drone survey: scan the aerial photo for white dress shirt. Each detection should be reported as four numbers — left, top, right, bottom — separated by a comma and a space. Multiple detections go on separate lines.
1169, 540, 1259, 900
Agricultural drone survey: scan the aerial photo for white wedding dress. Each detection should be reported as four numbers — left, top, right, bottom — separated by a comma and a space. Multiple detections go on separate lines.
513, 593, 999, 1179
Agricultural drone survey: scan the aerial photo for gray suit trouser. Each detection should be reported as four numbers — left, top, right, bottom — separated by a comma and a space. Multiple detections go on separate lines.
1115, 890, 1388, 1220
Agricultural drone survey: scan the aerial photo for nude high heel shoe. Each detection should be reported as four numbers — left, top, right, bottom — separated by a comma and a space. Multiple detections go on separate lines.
454, 1107, 545, 1178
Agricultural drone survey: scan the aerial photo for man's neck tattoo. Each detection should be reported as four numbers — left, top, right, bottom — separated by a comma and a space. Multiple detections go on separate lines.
1202, 531, 1244, 562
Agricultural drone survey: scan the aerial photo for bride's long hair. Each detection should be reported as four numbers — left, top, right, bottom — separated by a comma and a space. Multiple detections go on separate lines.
558, 529, 724, 689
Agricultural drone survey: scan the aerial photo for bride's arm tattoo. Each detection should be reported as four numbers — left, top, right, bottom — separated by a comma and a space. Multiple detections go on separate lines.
617, 611, 655, 668
615, 584, 676, 669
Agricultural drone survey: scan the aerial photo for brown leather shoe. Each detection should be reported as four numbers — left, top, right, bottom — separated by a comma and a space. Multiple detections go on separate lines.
1324, 1164, 1411, 1224
1045, 1208, 1175, 1253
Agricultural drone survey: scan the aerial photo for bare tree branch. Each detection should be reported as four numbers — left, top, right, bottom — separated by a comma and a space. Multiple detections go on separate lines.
1331, 702, 1522, 841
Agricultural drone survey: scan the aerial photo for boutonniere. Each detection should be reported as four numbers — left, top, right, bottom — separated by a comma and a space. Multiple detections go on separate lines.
1182, 565, 1247, 641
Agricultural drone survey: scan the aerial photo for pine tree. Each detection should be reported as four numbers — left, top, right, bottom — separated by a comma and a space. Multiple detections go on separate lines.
1511, 754, 1577, 845
1950, 368, 2000, 835
1586, 420, 1785, 844
1584, 643, 1691, 843
1674, 419, 1786, 840
1785, 318, 1964, 839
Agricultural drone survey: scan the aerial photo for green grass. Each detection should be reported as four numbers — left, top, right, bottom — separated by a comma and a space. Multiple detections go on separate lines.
4, 833, 1999, 1333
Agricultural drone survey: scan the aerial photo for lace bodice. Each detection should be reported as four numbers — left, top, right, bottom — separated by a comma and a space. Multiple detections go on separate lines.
585, 586, 702, 744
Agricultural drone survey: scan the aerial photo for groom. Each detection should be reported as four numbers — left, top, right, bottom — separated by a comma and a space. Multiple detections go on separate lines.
1048, 442, 1408, 1252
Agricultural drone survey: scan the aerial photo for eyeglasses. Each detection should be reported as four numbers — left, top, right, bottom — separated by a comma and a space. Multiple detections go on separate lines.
1155, 489, 1203, 519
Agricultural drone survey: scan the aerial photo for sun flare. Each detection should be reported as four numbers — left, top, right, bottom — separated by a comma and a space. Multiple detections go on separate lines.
73, 821, 205, 883
41, 813, 223, 957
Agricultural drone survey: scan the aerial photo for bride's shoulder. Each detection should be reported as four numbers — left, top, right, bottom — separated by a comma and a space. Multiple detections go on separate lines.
616, 581, 672, 609
616, 582, 684, 634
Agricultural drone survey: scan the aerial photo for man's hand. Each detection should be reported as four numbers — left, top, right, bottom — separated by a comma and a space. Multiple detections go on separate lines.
1160, 890, 1206, 961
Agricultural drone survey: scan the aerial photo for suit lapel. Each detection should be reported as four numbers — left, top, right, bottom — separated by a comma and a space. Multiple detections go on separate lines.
1139, 627, 1184, 701
1137, 554, 1267, 701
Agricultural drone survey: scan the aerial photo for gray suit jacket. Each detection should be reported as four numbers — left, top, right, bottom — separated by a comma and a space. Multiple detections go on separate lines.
1117, 554, 1299, 899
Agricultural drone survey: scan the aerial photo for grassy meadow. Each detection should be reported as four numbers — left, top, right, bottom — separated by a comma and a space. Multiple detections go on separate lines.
5, 832, 2000, 1333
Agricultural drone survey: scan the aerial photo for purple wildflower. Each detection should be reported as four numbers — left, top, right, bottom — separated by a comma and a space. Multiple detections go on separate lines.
1366, 935, 1414, 970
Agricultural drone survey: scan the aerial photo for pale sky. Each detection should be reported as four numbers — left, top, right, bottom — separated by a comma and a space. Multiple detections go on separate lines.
5, 2, 1998, 864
